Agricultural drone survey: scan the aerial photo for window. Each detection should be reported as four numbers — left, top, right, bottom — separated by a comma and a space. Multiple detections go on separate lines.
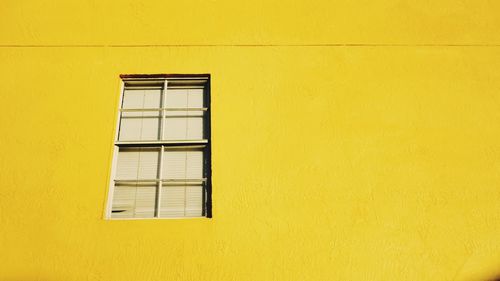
106, 74, 212, 219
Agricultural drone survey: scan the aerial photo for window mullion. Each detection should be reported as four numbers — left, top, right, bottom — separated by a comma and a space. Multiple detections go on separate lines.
156, 80, 167, 217
156, 145, 164, 218
159, 80, 167, 141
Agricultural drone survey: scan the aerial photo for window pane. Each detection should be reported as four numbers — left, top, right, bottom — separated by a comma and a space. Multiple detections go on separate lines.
163, 111, 203, 140
119, 111, 161, 141
185, 184, 203, 216
116, 148, 160, 180
111, 183, 157, 218
162, 149, 203, 179
165, 89, 188, 108
122, 89, 161, 109
160, 185, 203, 217
187, 89, 204, 108
165, 88, 203, 108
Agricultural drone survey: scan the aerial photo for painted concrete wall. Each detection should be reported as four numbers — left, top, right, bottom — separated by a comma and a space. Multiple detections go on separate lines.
1, 1, 500, 280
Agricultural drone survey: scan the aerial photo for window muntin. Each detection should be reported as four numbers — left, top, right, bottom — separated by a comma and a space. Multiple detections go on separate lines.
107, 75, 211, 219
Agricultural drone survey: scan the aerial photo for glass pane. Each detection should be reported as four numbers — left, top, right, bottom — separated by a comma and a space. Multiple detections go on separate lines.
160, 185, 184, 217
112, 183, 157, 218
162, 149, 203, 180
160, 184, 203, 217
119, 111, 161, 141
115, 149, 140, 180
122, 89, 161, 109
185, 185, 203, 216
163, 111, 203, 140
165, 89, 188, 108
116, 148, 160, 180
165, 88, 204, 108
187, 89, 203, 108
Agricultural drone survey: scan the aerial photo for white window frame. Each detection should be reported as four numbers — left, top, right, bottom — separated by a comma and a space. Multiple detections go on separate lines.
105, 74, 212, 220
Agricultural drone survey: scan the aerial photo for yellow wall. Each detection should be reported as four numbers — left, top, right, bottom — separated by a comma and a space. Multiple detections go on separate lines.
1, 1, 500, 280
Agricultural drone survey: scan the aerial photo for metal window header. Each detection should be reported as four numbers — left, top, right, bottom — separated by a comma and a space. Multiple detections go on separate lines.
121, 74, 209, 90
120, 73, 210, 80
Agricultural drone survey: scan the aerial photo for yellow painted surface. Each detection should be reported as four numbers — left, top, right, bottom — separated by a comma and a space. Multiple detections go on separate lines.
2, 0, 500, 45
1, 1, 500, 281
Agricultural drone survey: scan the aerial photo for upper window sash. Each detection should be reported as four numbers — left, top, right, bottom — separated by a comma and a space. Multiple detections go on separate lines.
116, 78, 209, 143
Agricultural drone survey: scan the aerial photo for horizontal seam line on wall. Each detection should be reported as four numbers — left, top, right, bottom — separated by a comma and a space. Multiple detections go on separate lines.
0, 44, 500, 48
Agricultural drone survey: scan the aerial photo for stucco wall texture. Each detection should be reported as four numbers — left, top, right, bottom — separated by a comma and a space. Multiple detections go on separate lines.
1, 1, 500, 281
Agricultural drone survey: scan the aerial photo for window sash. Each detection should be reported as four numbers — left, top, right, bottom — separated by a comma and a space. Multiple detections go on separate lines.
110, 145, 208, 218
117, 84, 208, 143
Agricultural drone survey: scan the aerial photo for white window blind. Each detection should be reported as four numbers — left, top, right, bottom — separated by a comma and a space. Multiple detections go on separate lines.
163, 149, 203, 179
115, 148, 160, 180
119, 88, 162, 141
112, 183, 157, 218
108, 75, 211, 219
